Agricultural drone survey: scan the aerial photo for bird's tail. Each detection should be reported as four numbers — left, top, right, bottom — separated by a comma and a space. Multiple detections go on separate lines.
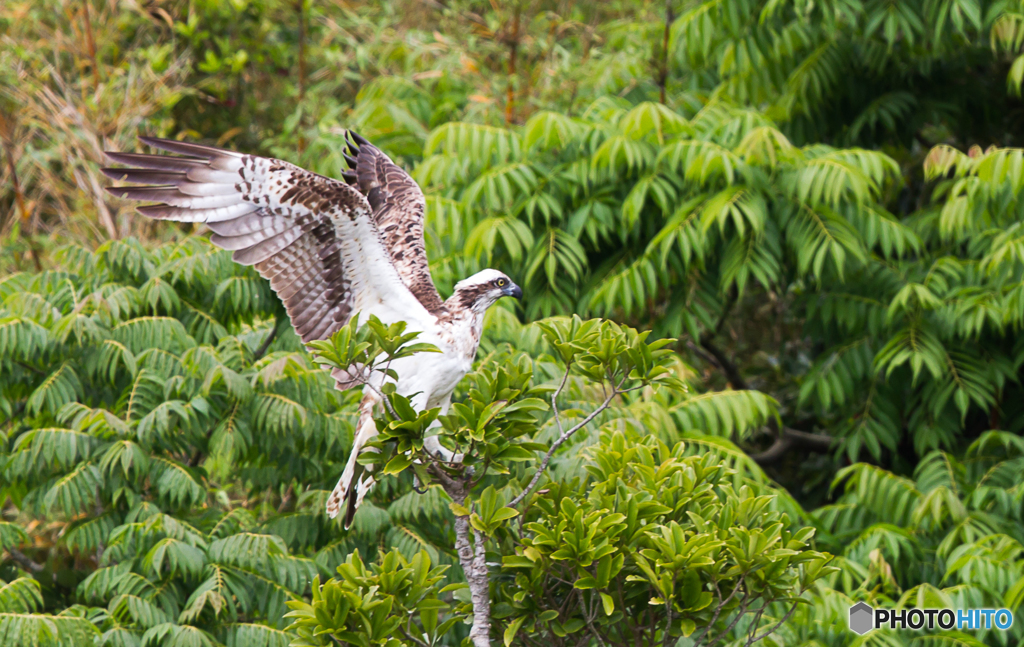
326, 390, 381, 527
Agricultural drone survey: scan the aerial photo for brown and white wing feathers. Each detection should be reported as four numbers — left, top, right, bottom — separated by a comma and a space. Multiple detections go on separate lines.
103, 137, 435, 347
343, 133, 447, 315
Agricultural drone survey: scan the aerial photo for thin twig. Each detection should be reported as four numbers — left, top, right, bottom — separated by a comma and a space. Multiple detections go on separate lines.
707, 596, 754, 647
81, 0, 101, 90
277, 483, 295, 512
692, 580, 744, 647
550, 364, 572, 436
745, 604, 767, 646
661, 574, 675, 647
253, 324, 278, 361
399, 623, 430, 647
745, 602, 799, 646
577, 588, 607, 647
508, 387, 619, 508
15, 360, 46, 376
0, 118, 43, 271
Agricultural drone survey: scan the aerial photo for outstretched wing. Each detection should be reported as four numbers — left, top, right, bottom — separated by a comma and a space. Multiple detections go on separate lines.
103, 137, 437, 347
342, 133, 447, 315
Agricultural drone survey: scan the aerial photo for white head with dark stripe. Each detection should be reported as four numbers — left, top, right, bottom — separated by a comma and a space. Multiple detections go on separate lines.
450, 269, 522, 314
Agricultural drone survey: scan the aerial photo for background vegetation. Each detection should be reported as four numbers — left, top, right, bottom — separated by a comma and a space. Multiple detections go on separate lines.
2, 0, 1024, 645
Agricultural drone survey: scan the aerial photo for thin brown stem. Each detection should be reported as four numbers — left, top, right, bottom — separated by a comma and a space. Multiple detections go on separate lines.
659, 0, 675, 104
661, 574, 675, 647
82, 0, 101, 90
0, 117, 42, 271
296, 0, 307, 154
277, 483, 295, 512
707, 596, 754, 647
505, 4, 520, 126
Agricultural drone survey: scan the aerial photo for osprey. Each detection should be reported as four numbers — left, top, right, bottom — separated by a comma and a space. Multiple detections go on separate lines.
103, 134, 522, 527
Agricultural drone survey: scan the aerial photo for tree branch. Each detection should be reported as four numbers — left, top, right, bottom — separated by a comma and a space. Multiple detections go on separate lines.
508, 386, 619, 508
699, 337, 748, 391
549, 364, 572, 436
253, 323, 278, 361
695, 290, 745, 389
745, 601, 799, 645
577, 588, 607, 647
15, 360, 46, 376
750, 426, 834, 465
661, 575, 675, 647
453, 500, 491, 647
6, 547, 44, 573
707, 596, 754, 647
692, 581, 744, 647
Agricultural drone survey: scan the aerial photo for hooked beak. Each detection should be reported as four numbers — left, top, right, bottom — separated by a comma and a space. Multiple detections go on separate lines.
502, 283, 523, 300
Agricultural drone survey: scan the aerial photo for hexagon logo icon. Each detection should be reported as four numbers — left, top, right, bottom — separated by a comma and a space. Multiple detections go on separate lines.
849, 602, 874, 635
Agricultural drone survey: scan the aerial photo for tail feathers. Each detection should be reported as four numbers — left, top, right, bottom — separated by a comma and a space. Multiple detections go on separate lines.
345, 473, 376, 528
325, 452, 359, 521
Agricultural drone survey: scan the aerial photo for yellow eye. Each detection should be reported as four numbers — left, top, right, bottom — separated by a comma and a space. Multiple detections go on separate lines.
497, 278, 506, 287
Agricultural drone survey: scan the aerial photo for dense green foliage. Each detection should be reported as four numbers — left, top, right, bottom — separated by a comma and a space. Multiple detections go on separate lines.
3, 0, 1024, 645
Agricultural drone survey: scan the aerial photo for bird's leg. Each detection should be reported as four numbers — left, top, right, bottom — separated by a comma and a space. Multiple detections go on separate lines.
413, 398, 467, 492
424, 396, 462, 464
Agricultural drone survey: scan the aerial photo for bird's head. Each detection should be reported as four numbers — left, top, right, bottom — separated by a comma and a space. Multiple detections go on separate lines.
451, 269, 522, 313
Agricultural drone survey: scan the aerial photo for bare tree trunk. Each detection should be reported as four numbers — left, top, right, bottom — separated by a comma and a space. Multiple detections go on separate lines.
450, 484, 491, 647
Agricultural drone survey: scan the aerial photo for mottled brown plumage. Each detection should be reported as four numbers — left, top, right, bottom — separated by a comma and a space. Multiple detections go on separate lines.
344, 133, 449, 316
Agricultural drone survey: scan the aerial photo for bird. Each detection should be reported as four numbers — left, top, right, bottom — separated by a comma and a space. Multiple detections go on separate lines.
102, 133, 523, 528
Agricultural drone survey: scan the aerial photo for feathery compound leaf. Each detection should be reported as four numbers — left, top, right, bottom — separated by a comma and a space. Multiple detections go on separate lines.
0, 613, 100, 646
0, 523, 30, 552
833, 464, 921, 527
0, 579, 43, 613
43, 462, 102, 516
113, 317, 195, 354
26, 364, 83, 417
208, 533, 287, 569
7, 428, 101, 477
150, 458, 206, 509
142, 537, 207, 580
671, 390, 778, 440
874, 324, 948, 382
109, 594, 172, 630
224, 623, 290, 647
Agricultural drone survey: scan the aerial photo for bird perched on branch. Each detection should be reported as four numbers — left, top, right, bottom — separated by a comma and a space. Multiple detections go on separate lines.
102, 133, 522, 527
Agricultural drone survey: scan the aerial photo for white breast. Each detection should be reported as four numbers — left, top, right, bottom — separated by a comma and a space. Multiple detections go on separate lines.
384, 315, 480, 408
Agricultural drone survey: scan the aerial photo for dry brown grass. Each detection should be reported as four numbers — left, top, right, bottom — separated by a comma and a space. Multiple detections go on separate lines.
1, 0, 192, 271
